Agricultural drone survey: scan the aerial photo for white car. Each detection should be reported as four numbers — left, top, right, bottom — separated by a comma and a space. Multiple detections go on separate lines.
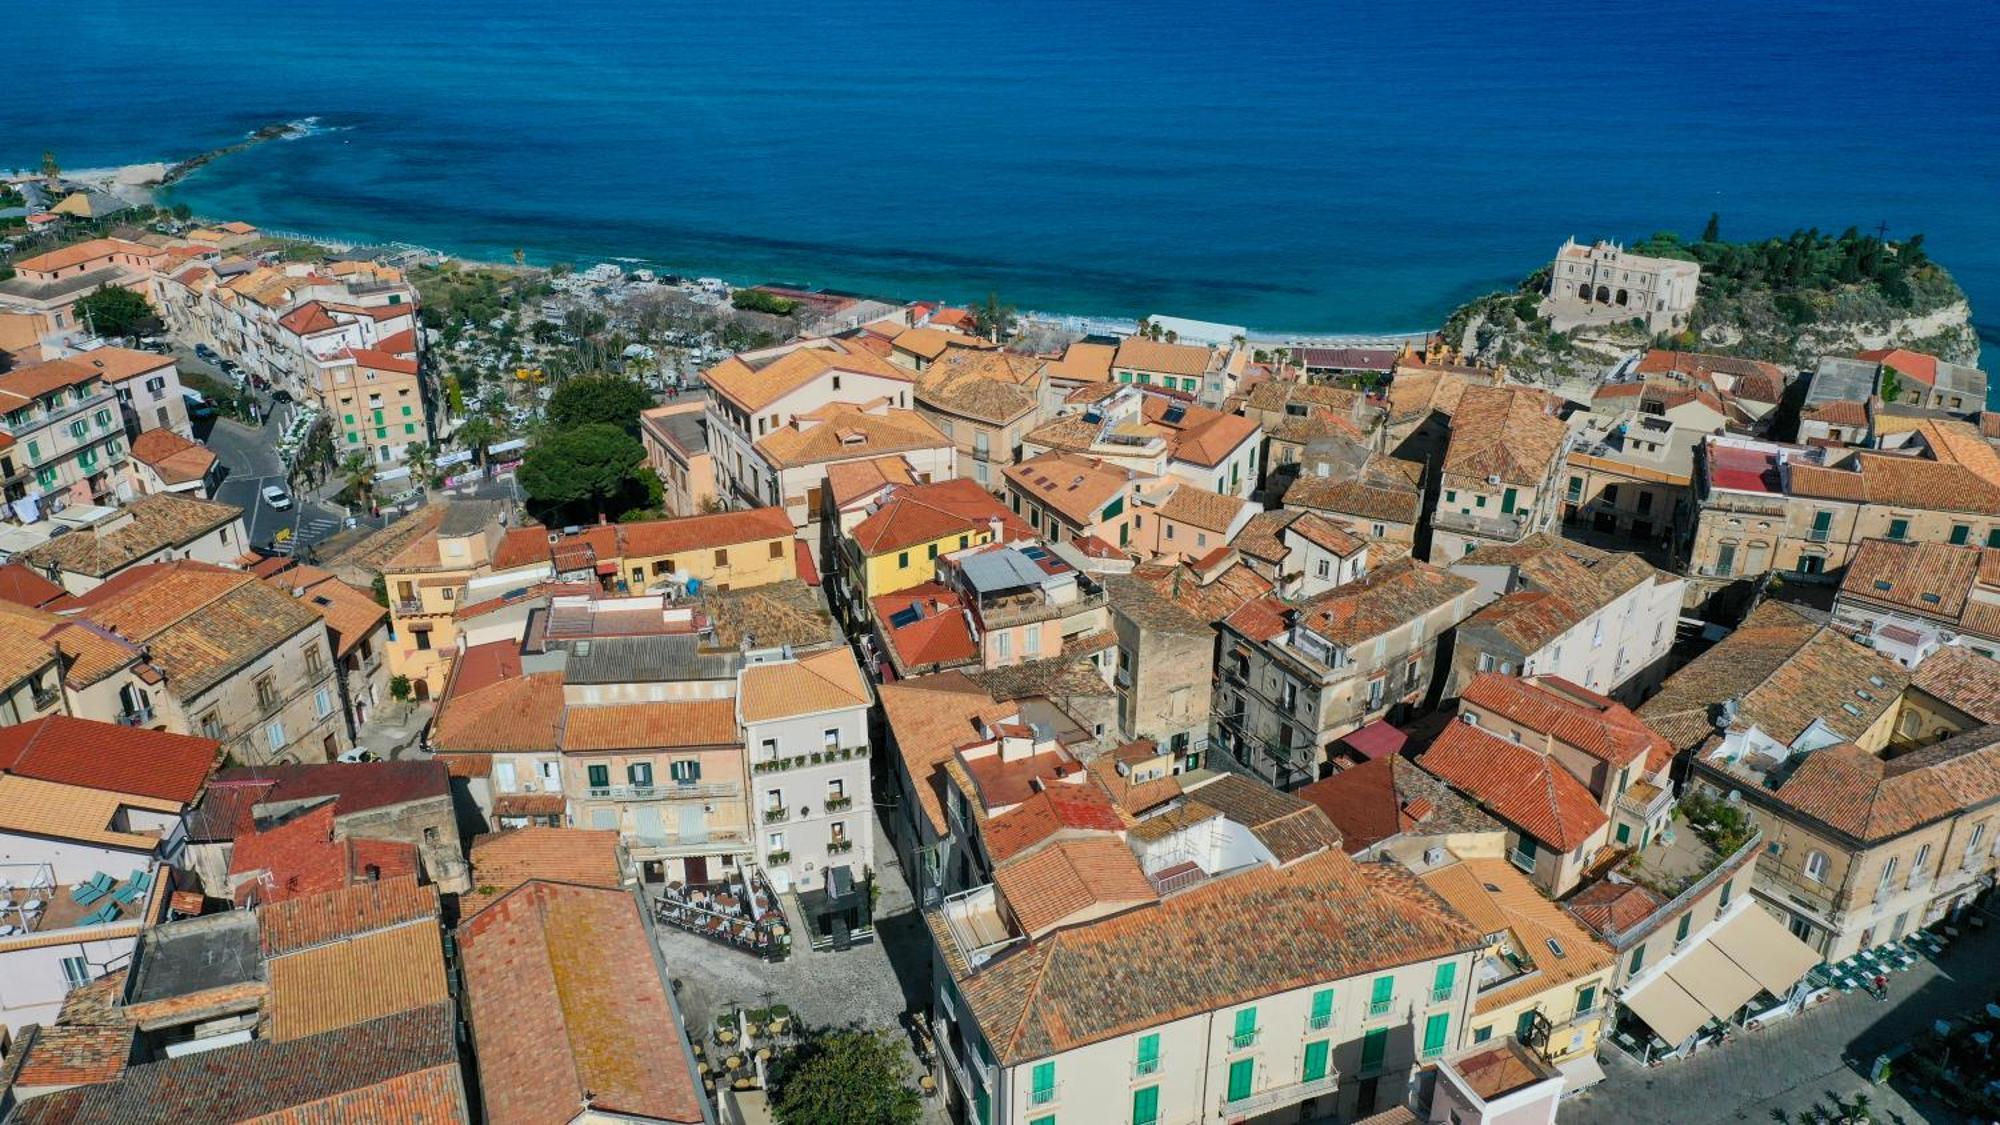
261, 485, 293, 511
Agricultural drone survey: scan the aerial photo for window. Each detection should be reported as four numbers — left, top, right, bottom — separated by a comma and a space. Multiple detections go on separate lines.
1968, 823, 1988, 868
1422, 1012, 1449, 1058
255, 675, 279, 710
587, 764, 610, 789
1629, 945, 1646, 975
1575, 983, 1598, 1015
305, 646, 325, 677
200, 711, 224, 740
1135, 1032, 1161, 1076
1511, 835, 1538, 872
1431, 962, 1456, 1003
714, 548, 729, 566
1308, 987, 1334, 1029
1913, 843, 1932, 884
1131, 1085, 1159, 1125
1030, 1061, 1056, 1105
629, 761, 654, 788
1368, 975, 1393, 1017
1718, 878, 1734, 908
1888, 518, 1910, 541
1230, 1006, 1258, 1049
61, 955, 92, 990
1472, 1024, 1493, 1044
669, 759, 701, 784
767, 831, 786, 851
897, 550, 909, 569
313, 688, 332, 718
1226, 1058, 1254, 1103
1302, 1038, 1331, 1082
927, 543, 939, 560
1360, 1027, 1388, 1073
265, 720, 286, 751
1675, 913, 1692, 944
1952, 524, 1972, 545
1805, 849, 1829, 882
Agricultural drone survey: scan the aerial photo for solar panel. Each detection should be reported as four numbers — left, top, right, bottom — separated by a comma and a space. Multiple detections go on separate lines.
1163, 405, 1187, 424
889, 606, 923, 628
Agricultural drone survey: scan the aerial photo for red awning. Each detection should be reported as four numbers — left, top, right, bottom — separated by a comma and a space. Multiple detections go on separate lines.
1340, 720, 1408, 761
595, 561, 618, 576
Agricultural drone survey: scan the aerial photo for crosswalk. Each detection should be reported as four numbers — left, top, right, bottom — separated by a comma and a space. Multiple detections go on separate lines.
267, 517, 340, 556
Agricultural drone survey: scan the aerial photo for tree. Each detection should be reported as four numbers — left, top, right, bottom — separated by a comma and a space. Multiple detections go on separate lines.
1701, 212, 1721, 243
40, 151, 59, 184
547, 374, 652, 435
972, 291, 1015, 342
457, 415, 500, 465
170, 202, 192, 222
74, 287, 159, 339
1879, 366, 1903, 403
770, 1030, 921, 1125
405, 442, 438, 486
518, 422, 647, 522
340, 452, 376, 508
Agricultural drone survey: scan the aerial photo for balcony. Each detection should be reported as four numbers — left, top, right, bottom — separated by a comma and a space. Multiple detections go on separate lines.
823, 795, 855, 812
1429, 985, 1455, 1005
1229, 1027, 1261, 1051
1616, 780, 1673, 823
1367, 997, 1393, 1018
1133, 1055, 1163, 1080
393, 598, 424, 615
763, 806, 791, 823
627, 827, 750, 857
589, 781, 738, 801
752, 746, 867, 774
827, 838, 855, 854
114, 705, 154, 727
1220, 1068, 1340, 1118
1432, 506, 1532, 542
32, 687, 60, 711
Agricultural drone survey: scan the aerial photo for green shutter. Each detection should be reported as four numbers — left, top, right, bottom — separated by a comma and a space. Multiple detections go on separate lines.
1889, 518, 1909, 540
1226, 1057, 1254, 1102
587, 764, 609, 787
1309, 988, 1334, 1026
1030, 1061, 1055, 1102
1988, 529, 2000, 549
402, 405, 413, 416
1515, 1010, 1537, 1039
344, 413, 355, 424
1302, 1039, 1330, 1081
1502, 487, 1518, 514
1360, 1027, 1388, 1071
1719, 878, 1734, 908
1135, 1033, 1159, 1074
1232, 1006, 1257, 1046
405, 424, 416, 434
1575, 984, 1598, 1015
1473, 1024, 1493, 1043
1432, 962, 1456, 1001
1629, 945, 1646, 975
1131, 1086, 1159, 1125
1369, 975, 1394, 1015
1423, 1012, 1450, 1057
1676, 913, 1692, 942
1952, 524, 1971, 545
1030, 1118, 1053, 1125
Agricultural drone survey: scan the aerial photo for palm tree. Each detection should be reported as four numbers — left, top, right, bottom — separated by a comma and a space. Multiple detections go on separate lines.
339, 452, 376, 508
404, 442, 437, 487
457, 416, 498, 466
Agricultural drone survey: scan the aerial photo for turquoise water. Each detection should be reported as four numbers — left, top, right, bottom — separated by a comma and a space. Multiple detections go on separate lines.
9, 2, 1999, 363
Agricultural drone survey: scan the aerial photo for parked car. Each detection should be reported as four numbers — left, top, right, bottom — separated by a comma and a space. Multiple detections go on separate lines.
194, 343, 217, 361
337, 749, 379, 764
261, 485, 293, 511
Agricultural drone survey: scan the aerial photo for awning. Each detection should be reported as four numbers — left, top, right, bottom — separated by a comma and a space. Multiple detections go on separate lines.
1623, 976, 1710, 1045
1710, 904, 1821, 995
1556, 1051, 1606, 1091
1667, 941, 1764, 1022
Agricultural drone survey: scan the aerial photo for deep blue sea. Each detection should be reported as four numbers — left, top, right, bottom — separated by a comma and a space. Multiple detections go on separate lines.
9, 2, 1999, 365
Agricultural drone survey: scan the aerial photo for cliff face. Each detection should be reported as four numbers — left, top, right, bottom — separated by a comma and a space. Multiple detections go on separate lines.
1442, 248, 1978, 383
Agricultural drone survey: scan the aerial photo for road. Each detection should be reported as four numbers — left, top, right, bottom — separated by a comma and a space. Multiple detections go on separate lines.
205, 415, 350, 555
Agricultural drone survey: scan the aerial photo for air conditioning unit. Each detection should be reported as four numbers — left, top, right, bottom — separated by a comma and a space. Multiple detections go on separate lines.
521, 780, 538, 793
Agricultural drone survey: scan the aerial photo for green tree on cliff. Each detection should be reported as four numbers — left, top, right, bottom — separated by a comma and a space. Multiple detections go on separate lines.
1701, 212, 1721, 242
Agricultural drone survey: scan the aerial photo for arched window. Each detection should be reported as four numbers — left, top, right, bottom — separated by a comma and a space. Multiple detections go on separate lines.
1805, 850, 1829, 883
1616, 289, 1629, 306
1596, 285, 1612, 303
1578, 283, 1593, 301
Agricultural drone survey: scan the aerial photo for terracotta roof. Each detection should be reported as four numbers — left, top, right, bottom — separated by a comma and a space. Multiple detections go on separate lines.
1285, 511, 1365, 556
1283, 455, 1424, 525
1418, 721, 1609, 850
1043, 342, 1114, 383
66, 346, 175, 386
461, 827, 626, 918
1565, 878, 1668, 940
1155, 484, 1253, 535
279, 300, 341, 335
1420, 858, 1613, 1013
1838, 538, 1987, 621
1114, 557, 1274, 631
738, 648, 870, 723
1911, 646, 2000, 723
16, 495, 242, 579
981, 781, 1127, 863
11, 237, 158, 275
563, 699, 740, 751
754, 401, 950, 468
73, 564, 322, 700
259, 877, 442, 957
1142, 396, 1260, 467
128, 429, 218, 485
1293, 558, 1475, 648
1113, 337, 1213, 377
1233, 509, 1300, 563
0, 562, 63, 608
1772, 727, 2000, 842
432, 650, 565, 754
188, 761, 451, 846
915, 348, 1041, 424
267, 914, 450, 1041
10, 1004, 466, 1125
872, 585, 979, 671
1297, 755, 1501, 854
230, 804, 420, 905
894, 325, 998, 362
1642, 602, 1906, 751
10, 1024, 134, 1088
850, 477, 1030, 555
824, 455, 916, 508
1180, 772, 1347, 863
461, 881, 705, 1125
879, 673, 1015, 835
1387, 366, 1491, 423
1443, 385, 1568, 486
1004, 451, 1142, 527
1461, 674, 1672, 773
0, 774, 185, 849
992, 836, 1157, 937
704, 338, 909, 412
1803, 399, 1869, 427
0, 715, 218, 803
1859, 347, 1940, 387
269, 569, 386, 657
950, 849, 1479, 1065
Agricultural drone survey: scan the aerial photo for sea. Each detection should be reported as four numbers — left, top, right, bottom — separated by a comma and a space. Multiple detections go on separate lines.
8, 1, 1999, 370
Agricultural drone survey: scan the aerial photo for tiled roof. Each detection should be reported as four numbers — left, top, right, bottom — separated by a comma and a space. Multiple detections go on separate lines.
10, 1024, 134, 1088
43, 618, 139, 689
1565, 878, 1668, 941
0, 562, 63, 608
0, 774, 184, 849
1113, 337, 1213, 377
1142, 396, 1260, 467
1641, 602, 1906, 751
259, 877, 442, 957
461, 881, 705, 1125
563, 699, 740, 751
1387, 367, 1487, 423
230, 804, 419, 905
1838, 538, 1986, 621
824, 455, 916, 507
871, 585, 979, 671
879, 673, 1015, 835
461, 827, 626, 919
703, 578, 842, 650
1461, 674, 1671, 772
0, 715, 218, 803
981, 781, 1126, 863
1043, 341, 1114, 383
194, 761, 450, 842
1176, 772, 1345, 863
704, 338, 910, 413
0, 606, 59, 688
894, 326, 995, 362
10, 1004, 466, 1125
850, 477, 1030, 555
431, 663, 566, 755
951, 849, 1479, 1065
992, 836, 1157, 937
1418, 721, 1609, 850
1232, 509, 1299, 563
915, 349, 1041, 424
1297, 755, 1501, 854
270, 569, 386, 658
266, 915, 450, 1041
755, 402, 950, 468
1767, 726, 2000, 842
1003, 451, 1142, 527
1293, 558, 1475, 648
68, 563, 322, 699
1156, 483, 1252, 535
11, 237, 157, 275
739, 648, 870, 723
1285, 511, 1365, 556
1911, 646, 2000, 723
1283, 455, 1424, 525
1443, 385, 1568, 486
1420, 858, 1613, 1013
16, 495, 241, 578
129, 429, 217, 484
1860, 347, 1940, 387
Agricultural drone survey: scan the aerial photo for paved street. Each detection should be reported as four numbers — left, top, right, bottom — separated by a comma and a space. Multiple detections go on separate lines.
1562, 920, 2000, 1124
